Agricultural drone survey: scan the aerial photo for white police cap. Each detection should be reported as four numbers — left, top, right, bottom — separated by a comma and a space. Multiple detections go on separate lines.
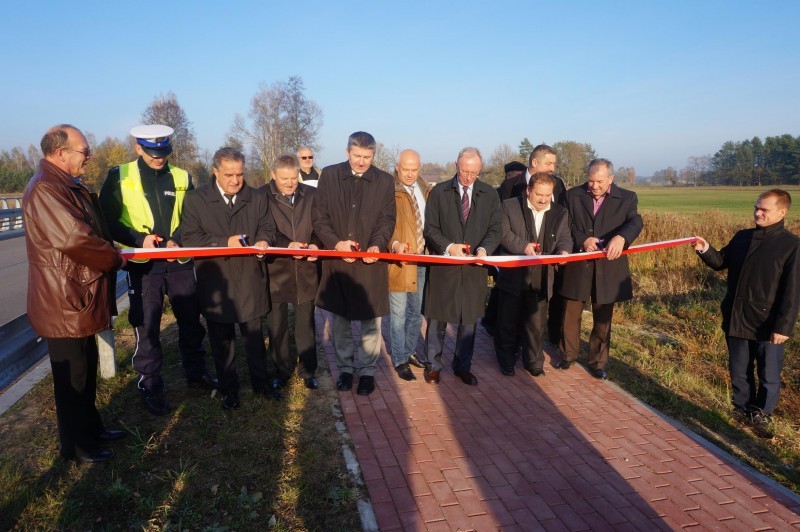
130, 124, 174, 157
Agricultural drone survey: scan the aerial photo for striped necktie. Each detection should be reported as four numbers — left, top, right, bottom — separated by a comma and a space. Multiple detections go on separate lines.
407, 185, 424, 253
461, 186, 470, 222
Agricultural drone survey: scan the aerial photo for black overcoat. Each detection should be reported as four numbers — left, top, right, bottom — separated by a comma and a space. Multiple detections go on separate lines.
559, 183, 643, 304
312, 161, 396, 320
496, 197, 572, 300
265, 182, 321, 305
423, 176, 502, 324
699, 220, 800, 340
182, 184, 276, 323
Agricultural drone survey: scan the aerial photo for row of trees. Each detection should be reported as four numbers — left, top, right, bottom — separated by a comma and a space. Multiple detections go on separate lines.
652, 134, 800, 186
0, 76, 324, 193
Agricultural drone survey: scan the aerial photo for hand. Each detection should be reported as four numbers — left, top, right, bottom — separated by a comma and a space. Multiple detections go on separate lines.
583, 237, 601, 252
558, 250, 569, 265
288, 241, 307, 259
335, 240, 357, 263
771, 333, 789, 344
118, 252, 128, 269
165, 239, 179, 262
143, 234, 163, 248
254, 240, 268, 259
363, 245, 380, 264
228, 235, 245, 248
605, 235, 625, 260
307, 243, 319, 262
448, 243, 468, 257
393, 241, 409, 254
693, 236, 709, 253
524, 243, 539, 256
475, 248, 487, 258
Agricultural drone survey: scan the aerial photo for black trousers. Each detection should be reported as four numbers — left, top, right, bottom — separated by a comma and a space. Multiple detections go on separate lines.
547, 273, 565, 344
495, 288, 548, 371
265, 301, 318, 381
128, 268, 208, 391
207, 317, 273, 396
46, 336, 105, 458
425, 319, 476, 374
726, 336, 785, 414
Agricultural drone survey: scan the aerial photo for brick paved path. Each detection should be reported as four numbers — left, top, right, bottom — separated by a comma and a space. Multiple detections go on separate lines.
317, 311, 800, 531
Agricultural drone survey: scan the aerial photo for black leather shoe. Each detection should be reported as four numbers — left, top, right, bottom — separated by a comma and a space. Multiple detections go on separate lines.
76, 448, 113, 463
221, 394, 240, 410
556, 360, 573, 370
96, 429, 126, 442
527, 367, 545, 377
141, 389, 171, 416
455, 371, 478, 385
304, 377, 319, 390
500, 367, 515, 376
423, 367, 440, 384
356, 375, 376, 396
336, 372, 353, 391
395, 363, 416, 381
591, 368, 608, 380
271, 378, 283, 400
407, 353, 425, 368
187, 372, 218, 390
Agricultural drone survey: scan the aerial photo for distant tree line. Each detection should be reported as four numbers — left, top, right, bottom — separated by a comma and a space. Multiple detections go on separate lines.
653, 134, 800, 186
0, 76, 323, 193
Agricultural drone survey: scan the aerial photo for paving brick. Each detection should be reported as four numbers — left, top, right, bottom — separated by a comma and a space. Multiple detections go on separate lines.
468, 512, 497, 531
493, 483, 527, 510
406, 472, 432, 497
424, 519, 452, 532
419, 462, 445, 484
372, 500, 402, 529
383, 465, 409, 489
453, 489, 486, 516
429, 480, 459, 507
548, 503, 591, 530
481, 497, 517, 526
397, 510, 425, 531
440, 502, 473, 530
366, 477, 393, 503
414, 493, 445, 523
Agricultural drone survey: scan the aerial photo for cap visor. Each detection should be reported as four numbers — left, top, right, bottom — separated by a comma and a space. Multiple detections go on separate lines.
142, 146, 172, 158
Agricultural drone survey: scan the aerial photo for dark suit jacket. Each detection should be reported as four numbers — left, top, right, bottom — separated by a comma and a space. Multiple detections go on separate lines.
496, 197, 572, 300
423, 176, 502, 324
312, 161, 396, 320
559, 183, 643, 304
498, 172, 567, 206
182, 184, 276, 323
265, 181, 322, 305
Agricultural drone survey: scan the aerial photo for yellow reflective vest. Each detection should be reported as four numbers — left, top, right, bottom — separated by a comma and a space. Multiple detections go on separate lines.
117, 161, 189, 240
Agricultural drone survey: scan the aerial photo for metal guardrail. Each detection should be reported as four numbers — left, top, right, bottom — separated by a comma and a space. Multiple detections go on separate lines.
0, 271, 127, 391
1, 197, 25, 241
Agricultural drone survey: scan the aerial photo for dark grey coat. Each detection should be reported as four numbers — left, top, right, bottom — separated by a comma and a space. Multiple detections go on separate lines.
559, 183, 643, 304
182, 184, 276, 323
497, 196, 572, 300
699, 221, 800, 340
265, 182, 321, 305
423, 176, 502, 324
312, 161, 396, 320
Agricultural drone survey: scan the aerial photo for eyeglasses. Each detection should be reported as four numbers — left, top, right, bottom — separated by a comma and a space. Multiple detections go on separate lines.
299, 155, 313, 160
458, 169, 480, 178
62, 147, 92, 158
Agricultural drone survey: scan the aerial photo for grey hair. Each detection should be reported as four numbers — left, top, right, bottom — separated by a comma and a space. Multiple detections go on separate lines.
456, 147, 483, 165
213, 147, 245, 169
275, 154, 300, 172
347, 131, 376, 151
588, 158, 613, 176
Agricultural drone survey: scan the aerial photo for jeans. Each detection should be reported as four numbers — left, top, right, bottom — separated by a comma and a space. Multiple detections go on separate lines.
388, 266, 426, 367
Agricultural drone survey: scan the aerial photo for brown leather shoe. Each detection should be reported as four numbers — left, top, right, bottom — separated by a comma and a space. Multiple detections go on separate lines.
455, 371, 478, 385
423, 368, 440, 384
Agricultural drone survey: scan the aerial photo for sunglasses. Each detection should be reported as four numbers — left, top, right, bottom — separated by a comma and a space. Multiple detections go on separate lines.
300, 155, 313, 160
63, 147, 92, 158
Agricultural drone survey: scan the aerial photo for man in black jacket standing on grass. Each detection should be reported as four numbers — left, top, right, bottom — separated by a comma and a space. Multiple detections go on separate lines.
694, 189, 799, 426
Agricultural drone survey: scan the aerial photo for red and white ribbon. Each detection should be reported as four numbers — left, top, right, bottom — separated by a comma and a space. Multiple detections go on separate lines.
120, 237, 698, 268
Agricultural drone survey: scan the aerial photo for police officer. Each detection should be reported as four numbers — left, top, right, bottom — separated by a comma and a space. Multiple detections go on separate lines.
99, 125, 216, 415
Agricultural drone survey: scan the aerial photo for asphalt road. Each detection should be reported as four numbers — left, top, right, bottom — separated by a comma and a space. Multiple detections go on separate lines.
0, 235, 28, 326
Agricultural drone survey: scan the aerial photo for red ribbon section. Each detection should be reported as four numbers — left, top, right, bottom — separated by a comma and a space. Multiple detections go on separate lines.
120, 237, 698, 268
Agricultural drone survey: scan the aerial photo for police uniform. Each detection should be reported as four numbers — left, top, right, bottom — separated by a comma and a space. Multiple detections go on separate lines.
99, 125, 215, 415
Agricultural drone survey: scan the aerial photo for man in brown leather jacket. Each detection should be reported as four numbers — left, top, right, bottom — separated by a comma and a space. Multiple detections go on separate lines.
23, 124, 128, 463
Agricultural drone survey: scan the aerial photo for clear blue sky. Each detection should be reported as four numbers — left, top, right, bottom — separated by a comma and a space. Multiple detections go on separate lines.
2, 0, 798, 176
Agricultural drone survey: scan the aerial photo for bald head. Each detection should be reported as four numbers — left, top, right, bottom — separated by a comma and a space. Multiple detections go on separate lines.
41, 124, 91, 177
396, 149, 421, 186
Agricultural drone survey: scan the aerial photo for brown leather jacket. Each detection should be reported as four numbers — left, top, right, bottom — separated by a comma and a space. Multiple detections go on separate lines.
23, 160, 124, 338
388, 176, 432, 292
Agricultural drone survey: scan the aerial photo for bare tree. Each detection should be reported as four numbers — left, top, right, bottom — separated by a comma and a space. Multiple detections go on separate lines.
373, 142, 399, 173
230, 76, 323, 182
141, 92, 199, 168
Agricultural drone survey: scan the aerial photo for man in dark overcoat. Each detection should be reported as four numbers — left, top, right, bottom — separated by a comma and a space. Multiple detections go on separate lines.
558, 158, 643, 379
495, 173, 572, 377
694, 189, 799, 424
266, 154, 322, 391
312, 131, 396, 396
423, 147, 502, 385
181, 147, 277, 410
